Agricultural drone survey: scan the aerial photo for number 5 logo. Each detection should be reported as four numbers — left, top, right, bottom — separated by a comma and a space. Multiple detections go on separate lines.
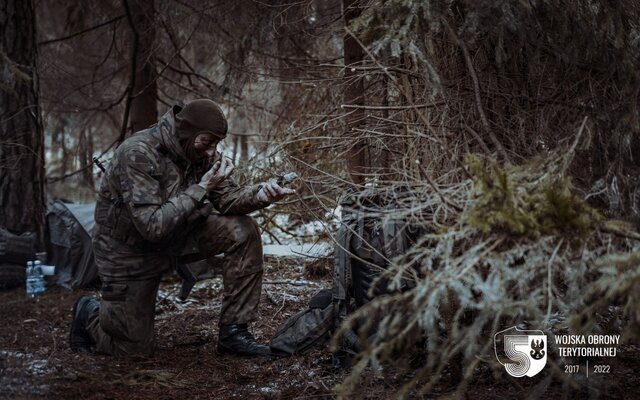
494, 326, 547, 377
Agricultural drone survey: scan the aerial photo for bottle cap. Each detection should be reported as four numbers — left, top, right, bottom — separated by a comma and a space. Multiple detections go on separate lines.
36, 252, 47, 263
41, 265, 55, 276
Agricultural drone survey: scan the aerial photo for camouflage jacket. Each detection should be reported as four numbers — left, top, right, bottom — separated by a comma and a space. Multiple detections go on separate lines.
94, 105, 267, 249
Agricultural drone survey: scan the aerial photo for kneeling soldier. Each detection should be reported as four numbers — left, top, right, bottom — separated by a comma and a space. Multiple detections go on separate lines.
70, 99, 294, 357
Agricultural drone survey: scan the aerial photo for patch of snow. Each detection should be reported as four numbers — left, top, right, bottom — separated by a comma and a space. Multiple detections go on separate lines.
326, 205, 342, 221
258, 383, 279, 394
0, 350, 28, 359
263, 243, 332, 258
258, 213, 340, 245
28, 360, 48, 376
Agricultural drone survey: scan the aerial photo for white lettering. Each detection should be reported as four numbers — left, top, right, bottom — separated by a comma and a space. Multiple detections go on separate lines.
588, 335, 621, 345
555, 335, 586, 345
557, 347, 617, 357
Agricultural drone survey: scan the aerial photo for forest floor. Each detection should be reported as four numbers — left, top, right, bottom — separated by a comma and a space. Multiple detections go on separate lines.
0, 255, 638, 399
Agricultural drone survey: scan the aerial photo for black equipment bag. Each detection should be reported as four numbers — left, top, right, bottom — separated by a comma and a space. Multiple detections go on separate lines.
270, 289, 335, 355
0, 228, 36, 265
0, 228, 36, 290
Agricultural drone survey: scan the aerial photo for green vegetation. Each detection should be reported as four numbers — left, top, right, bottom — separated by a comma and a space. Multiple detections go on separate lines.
465, 155, 601, 238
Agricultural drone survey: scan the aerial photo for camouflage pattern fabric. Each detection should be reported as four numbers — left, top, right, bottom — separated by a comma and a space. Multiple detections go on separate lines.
86, 106, 268, 356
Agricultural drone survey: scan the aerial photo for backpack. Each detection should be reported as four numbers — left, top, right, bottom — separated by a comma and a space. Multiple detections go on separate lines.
269, 188, 418, 357
332, 188, 420, 363
334, 188, 415, 314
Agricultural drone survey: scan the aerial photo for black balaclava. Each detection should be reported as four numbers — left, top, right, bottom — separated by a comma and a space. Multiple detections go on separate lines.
175, 99, 228, 163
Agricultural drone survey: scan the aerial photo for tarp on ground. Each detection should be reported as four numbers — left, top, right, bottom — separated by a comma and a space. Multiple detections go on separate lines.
46, 200, 98, 289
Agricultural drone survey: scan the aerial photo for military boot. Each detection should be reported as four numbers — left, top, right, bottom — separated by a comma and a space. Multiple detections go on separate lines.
69, 296, 99, 353
217, 324, 272, 357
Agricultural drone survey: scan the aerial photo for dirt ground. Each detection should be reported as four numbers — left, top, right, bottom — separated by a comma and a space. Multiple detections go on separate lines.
0, 257, 357, 400
1, 256, 639, 400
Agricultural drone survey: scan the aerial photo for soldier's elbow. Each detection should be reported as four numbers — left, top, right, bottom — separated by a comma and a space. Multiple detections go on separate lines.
141, 229, 165, 243
140, 220, 166, 243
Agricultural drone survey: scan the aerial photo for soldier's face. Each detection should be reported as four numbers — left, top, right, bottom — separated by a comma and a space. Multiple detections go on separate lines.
193, 133, 219, 160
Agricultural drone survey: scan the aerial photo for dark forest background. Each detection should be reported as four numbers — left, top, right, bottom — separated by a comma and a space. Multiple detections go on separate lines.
2, 0, 640, 397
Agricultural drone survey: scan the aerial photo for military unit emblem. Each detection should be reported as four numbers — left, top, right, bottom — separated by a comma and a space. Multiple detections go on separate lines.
495, 326, 547, 377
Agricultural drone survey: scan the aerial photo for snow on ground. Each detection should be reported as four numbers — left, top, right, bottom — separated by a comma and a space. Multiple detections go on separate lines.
263, 210, 341, 242
263, 243, 333, 258
258, 210, 341, 260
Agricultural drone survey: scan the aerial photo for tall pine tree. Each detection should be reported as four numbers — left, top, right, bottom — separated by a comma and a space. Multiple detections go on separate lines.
0, 0, 46, 246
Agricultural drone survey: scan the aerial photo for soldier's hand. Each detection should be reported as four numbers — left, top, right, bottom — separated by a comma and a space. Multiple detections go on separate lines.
198, 156, 234, 192
257, 179, 296, 203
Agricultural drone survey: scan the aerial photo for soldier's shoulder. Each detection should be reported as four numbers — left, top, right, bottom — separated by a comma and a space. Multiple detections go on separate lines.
116, 133, 160, 160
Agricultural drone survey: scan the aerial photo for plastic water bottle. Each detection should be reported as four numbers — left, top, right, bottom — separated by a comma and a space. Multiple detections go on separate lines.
26, 260, 46, 298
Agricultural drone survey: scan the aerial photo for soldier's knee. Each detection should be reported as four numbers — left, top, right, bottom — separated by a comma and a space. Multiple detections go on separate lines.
227, 216, 260, 245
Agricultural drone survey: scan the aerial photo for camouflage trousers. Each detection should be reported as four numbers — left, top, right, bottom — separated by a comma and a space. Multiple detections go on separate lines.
86, 214, 263, 356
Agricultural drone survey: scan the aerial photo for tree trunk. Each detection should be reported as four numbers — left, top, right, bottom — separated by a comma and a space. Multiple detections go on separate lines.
0, 0, 46, 246
342, 0, 367, 185
127, 0, 157, 133
240, 135, 248, 163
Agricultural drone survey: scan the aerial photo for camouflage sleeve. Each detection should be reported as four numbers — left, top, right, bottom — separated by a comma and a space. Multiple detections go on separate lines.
118, 149, 206, 242
208, 178, 270, 215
